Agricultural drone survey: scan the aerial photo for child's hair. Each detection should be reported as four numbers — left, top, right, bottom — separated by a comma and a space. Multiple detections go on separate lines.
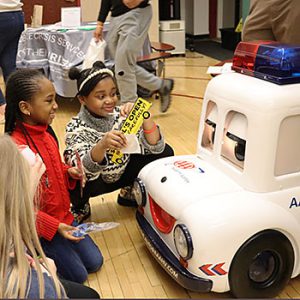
69, 61, 116, 97
0, 135, 64, 298
4, 68, 45, 134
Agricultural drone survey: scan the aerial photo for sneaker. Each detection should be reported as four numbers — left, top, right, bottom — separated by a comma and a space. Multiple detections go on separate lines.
117, 186, 138, 207
158, 79, 174, 113
71, 202, 91, 224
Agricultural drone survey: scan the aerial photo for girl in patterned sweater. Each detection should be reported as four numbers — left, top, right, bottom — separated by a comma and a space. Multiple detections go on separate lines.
64, 61, 174, 222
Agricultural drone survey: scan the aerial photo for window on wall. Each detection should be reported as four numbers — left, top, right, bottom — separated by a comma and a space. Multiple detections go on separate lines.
221, 111, 247, 169
201, 101, 217, 151
275, 115, 300, 176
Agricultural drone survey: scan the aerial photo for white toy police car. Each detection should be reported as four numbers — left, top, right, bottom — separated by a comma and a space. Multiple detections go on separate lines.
133, 42, 300, 298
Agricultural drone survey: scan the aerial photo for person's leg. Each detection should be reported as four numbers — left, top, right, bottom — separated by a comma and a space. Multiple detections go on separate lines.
69, 172, 133, 221
270, 0, 300, 44
106, 13, 121, 61
115, 143, 174, 205
242, 0, 275, 42
0, 11, 24, 82
135, 63, 162, 92
0, 13, 9, 106
40, 233, 89, 283
113, 7, 154, 103
0, 11, 24, 120
70, 225, 103, 274
69, 179, 94, 223
60, 278, 100, 299
118, 143, 174, 188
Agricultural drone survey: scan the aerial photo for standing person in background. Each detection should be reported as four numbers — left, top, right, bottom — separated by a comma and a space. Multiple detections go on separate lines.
242, 0, 300, 44
94, 0, 174, 113
0, 0, 24, 123
0, 135, 100, 299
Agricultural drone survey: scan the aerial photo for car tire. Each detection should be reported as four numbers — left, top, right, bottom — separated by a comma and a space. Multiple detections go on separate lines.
229, 229, 294, 298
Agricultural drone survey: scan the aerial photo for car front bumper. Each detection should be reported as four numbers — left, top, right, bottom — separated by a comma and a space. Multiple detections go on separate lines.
136, 210, 213, 293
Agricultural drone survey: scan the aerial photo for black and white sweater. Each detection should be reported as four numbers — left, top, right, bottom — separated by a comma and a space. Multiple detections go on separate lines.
64, 105, 165, 183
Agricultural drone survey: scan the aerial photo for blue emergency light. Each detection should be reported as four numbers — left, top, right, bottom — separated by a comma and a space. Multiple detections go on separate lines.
232, 41, 300, 84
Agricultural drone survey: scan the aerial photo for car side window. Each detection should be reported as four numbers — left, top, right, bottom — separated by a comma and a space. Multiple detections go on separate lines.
201, 101, 217, 151
275, 115, 300, 176
221, 111, 247, 169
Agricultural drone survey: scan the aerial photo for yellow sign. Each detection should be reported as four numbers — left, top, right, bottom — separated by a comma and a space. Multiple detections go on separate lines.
235, 18, 243, 33
111, 98, 152, 164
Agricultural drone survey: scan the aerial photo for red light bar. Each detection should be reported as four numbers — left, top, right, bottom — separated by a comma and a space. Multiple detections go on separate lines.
232, 41, 300, 84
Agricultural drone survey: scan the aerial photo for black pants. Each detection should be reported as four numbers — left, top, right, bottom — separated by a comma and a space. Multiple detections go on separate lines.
70, 144, 174, 210
60, 278, 100, 298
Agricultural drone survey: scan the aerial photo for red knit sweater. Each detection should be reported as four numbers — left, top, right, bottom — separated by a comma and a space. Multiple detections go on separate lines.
12, 123, 75, 241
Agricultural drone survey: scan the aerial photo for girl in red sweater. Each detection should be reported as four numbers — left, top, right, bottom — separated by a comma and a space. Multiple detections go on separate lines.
4, 68, 103, 284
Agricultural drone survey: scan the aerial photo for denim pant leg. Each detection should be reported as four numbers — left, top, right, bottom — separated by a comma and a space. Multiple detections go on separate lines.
40, 230, 103, 284
0, 11, 24, 104
70, 222, 103, 273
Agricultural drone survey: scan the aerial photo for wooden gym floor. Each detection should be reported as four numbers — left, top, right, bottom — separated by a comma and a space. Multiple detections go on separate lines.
1, 51, 300, 298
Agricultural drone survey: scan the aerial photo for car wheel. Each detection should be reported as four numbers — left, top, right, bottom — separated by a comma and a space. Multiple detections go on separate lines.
229, 230, 294, 298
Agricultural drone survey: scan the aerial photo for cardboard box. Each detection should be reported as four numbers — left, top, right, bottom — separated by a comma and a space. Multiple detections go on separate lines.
31, 5, 43, 28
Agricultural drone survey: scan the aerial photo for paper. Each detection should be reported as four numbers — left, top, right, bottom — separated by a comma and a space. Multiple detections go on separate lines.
122, 134, 141, 154
61, 7, 81, 28
207, 63, 234, 75
71, 222, 120, 237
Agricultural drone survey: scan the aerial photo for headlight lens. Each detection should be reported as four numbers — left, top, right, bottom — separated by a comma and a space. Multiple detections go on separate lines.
132, 178, 146, 206
173, 224, 193, 260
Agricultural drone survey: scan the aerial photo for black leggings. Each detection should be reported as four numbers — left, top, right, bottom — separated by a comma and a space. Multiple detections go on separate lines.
70, 144, 174, 210
60, 278, 100, 298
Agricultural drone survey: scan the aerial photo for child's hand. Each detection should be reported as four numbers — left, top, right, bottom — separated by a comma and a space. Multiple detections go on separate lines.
68, 167, 86, 188
120, 102, 134, 117
30, 154, 46, 195
58, 223, 85, 242
43, 257, 57, 274
101, 130, 128, 150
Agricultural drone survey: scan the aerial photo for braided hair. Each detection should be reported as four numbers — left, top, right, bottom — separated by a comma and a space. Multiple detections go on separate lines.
4, 68, 59, 145
69, 61, 117, 97
4, 69, 45, 134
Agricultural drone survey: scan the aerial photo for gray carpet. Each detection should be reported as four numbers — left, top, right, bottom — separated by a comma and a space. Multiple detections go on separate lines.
191, 39, 234, 61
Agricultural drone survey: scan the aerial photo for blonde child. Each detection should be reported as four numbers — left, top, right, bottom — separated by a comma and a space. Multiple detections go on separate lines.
0, 135, 100, 298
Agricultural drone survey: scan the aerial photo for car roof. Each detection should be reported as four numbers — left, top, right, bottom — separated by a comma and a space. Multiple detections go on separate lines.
205, 72, 300, 113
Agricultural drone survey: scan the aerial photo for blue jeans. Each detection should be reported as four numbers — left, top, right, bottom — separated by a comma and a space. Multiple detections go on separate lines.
0, 11, 24, 105
40, 221, 103, 283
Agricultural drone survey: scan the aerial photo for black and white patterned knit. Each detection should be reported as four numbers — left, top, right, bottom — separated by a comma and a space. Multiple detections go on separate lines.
64, 105, 165, 183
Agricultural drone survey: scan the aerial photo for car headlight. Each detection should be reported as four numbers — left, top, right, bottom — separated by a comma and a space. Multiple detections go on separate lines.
173, 224, 193, 260
132, 178, 147, 206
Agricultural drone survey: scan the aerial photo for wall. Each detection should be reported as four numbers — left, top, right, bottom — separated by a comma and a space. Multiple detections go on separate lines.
23, 0, 78, 25
217, 0, 236, 38
149, 0, 159, 41
184, 0, 209, 36
81, 0, 102, 23
242, 0, 250, 21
